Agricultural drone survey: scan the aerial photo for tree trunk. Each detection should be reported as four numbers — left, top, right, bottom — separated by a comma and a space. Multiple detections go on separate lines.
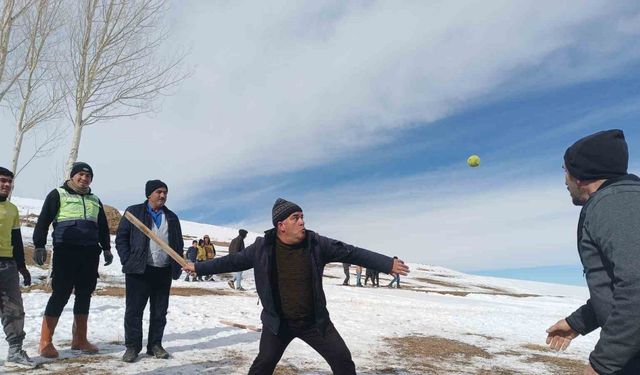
65, 114, 83, 178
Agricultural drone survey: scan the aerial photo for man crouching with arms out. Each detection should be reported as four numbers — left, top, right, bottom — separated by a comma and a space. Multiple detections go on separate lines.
184, 198, 409, 375
546, 129, 640, 374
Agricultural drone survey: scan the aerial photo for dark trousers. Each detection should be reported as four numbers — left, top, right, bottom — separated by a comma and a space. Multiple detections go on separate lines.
124, 265, 171, 352
248, 320, 355, 375
0, 260, 25, 347
44, 247, 100, 317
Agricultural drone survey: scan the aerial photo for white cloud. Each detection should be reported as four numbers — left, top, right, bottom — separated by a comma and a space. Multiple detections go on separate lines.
2, 1, 639, 215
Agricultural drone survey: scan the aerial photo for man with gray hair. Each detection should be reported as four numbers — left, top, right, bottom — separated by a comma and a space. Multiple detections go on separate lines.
546, 129, 640, 375
184, 198, 409, 374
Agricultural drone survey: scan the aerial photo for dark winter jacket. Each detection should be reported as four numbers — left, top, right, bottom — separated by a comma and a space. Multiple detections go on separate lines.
196, 229, 394, 335
115, 201, 184, 280
33, 182, 110, 251
186, 246, 198, 263
228, 235, 245, 255
565, 174, 640, 374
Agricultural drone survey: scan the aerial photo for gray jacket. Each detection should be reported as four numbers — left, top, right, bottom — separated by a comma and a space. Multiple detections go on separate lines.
566, 175, 640, 374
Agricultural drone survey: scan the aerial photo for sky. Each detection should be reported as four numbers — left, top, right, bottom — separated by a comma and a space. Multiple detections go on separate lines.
2, 1, 640, 273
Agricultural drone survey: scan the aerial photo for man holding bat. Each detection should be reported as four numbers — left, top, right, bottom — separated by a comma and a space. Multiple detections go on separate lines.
184, 198, 410, 375
115, 180, 184, 363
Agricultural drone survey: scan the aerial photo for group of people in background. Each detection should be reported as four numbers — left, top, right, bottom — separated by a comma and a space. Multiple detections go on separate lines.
183, 229, 248, 290
342, 258, 401, 288
184, 234, 216, 281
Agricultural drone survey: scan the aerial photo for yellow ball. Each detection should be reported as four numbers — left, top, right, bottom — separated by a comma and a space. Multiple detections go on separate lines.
467, 155, 480, 167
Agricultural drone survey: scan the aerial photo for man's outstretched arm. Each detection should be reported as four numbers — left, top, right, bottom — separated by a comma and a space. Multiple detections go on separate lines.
318, 235, 409, 275
188, 242, 256, 275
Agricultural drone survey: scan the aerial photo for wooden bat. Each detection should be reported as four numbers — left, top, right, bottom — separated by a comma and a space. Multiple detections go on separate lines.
124, 211, 187, 267
219, 320, 262, 332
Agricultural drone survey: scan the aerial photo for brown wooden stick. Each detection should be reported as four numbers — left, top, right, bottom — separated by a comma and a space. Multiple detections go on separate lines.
219, 320, 262, 332
124, 211, 187, 267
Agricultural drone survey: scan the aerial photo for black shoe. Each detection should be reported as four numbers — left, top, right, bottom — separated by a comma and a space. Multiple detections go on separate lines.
147, 344, 169, 359
122, 348, 139, 363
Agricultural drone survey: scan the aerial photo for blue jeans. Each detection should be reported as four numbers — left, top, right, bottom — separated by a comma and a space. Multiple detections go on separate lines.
388, 275, 400, 287
355, 272, 362, 286
233, 271, 243, 289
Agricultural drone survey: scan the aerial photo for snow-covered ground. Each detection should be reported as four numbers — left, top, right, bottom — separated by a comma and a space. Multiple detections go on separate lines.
1, 197, 597, 374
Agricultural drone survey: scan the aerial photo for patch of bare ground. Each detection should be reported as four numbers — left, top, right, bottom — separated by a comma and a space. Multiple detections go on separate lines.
465, 333, 503, 341
274, 364, 301, 375
323, 274, 340, 279
384, 335, 493, 374
477, 368, 524, 375
44, 355, 111, 375
524, 353, 587, 373
495, 349, 523, 356
414, 277, 460, 288
407, 287, 539, 298
94, 286, 236, 297
521, 343, 554, 353
474, 285, 509, 294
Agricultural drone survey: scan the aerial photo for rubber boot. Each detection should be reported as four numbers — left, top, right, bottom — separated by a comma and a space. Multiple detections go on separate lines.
38, 316, 59, 358
71, 314, 99, 354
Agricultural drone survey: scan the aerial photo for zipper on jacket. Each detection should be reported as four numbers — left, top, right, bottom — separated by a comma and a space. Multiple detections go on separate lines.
81, 195, 87, 219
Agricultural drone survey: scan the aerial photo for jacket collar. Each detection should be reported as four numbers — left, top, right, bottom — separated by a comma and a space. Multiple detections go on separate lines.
264, 228, 316, 247
596, 174, 640, 192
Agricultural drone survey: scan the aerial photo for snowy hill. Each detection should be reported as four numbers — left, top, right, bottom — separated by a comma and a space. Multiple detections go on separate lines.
1, 197, 596, 374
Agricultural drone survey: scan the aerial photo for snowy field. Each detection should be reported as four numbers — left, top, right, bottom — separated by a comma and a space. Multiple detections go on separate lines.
1, 197, 597, 374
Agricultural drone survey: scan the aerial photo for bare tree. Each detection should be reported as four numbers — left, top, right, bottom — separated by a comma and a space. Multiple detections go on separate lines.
8, 0, 65, 180
62, 0, 187, 176
0, 0, 34, 103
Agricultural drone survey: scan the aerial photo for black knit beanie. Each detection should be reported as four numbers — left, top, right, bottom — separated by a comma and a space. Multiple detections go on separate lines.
564, 129, 628, 181
145, 179, 168, 197
239, 229, 248, 236
70, 162, 93, 179
0, 167, 14, 178
272, 198, 302, 226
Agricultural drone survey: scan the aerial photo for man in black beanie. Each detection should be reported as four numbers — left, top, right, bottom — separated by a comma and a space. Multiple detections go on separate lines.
33, 162, 112, 359
184, 198, 409, 375
546, 129, 640, 374
116, 179, 183, 363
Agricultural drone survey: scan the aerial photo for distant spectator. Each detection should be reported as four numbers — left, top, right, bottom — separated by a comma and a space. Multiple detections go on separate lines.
364, 268, 373, 286
203, 235, 216, 281
227, 229, 248, 291
342, 263, 350, 286
195, 239, 206, 281
387, 256, 400, 288
355, 265, 363, 287
184, 240, 198, 281
372, 270, 380, 287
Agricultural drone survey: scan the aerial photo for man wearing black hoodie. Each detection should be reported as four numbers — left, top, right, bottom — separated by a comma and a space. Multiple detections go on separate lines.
546, 129, 640, 375
32, 162, 113, 359
184, 198, 409, 375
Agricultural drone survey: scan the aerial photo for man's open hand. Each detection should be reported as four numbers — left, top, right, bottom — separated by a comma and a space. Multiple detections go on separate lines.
546, 319, 578, 351
391, 258, 409, 276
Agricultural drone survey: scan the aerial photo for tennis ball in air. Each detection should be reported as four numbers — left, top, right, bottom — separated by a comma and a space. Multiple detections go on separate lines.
467, 155, 480, 167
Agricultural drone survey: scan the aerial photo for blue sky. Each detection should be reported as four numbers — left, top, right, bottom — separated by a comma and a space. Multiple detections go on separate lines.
3, 1, 640, 273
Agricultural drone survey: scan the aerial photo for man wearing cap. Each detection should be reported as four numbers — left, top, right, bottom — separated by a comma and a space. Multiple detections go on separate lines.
33, 162, 113, 358
115, 180, 184, 363
0, 167, 36, 368
546, 129, 640, 375
227, 229, 248, 290
184, 198, 409, 375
